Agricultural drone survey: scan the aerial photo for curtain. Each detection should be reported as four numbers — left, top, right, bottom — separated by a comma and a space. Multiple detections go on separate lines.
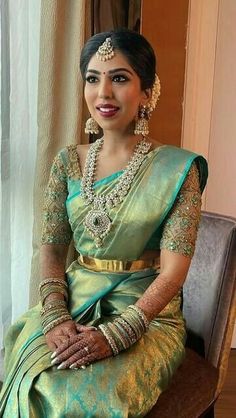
93, 0, 141, 33
0, 0, 41, 379
29, 0, 91, 306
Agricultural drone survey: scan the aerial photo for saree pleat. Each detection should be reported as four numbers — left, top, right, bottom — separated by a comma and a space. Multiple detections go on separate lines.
0, 145, 208, 417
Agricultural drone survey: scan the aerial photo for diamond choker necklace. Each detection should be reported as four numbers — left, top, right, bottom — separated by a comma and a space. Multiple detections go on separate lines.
81, 137, 151, 247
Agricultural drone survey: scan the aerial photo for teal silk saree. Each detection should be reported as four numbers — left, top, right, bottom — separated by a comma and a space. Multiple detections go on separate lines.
0, 145, 208, 418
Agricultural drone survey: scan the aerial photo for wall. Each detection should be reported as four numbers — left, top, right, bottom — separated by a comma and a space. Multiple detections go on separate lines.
141, 0, 189, 147
182, 0, 236, 346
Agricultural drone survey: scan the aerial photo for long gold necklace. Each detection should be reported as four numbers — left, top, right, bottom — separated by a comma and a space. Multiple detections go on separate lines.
81, 137, 151, 247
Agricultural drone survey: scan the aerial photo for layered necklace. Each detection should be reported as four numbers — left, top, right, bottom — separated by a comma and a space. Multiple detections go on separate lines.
81, 137, 151, 247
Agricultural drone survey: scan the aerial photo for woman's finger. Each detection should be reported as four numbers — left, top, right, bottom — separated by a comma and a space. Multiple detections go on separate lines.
51, 341, 85, 364
76, 324, 97, 333
51, 334, 93, 362
52, 337, 69, 349
64, 327, 78, 338
57, 350, 96, 370
53, 331, 113, 369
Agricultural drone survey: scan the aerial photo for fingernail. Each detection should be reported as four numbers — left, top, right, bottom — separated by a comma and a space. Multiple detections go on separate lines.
80, 365, 86, 370
51, 357, 59, 365
70, 363, 76, 369
69, 364, 78, 370
51, 351, 57, 359
57, 362, 66, 370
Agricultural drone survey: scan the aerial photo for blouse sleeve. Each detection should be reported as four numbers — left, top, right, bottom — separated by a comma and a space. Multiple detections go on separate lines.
160, 162, 202, 258
41, 151, 72, 245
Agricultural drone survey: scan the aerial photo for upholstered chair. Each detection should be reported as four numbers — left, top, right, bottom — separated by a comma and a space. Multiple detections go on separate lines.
147, 211, 236, 418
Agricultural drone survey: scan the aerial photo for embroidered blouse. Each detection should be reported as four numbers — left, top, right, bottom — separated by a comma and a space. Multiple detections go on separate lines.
41, 145, 202, 258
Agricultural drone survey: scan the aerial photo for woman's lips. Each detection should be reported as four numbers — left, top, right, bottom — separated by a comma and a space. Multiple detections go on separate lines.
96, 105, 120, 118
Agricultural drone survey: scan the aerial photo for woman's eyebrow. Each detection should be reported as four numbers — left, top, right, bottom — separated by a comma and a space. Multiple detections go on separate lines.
86, 68, 133, 75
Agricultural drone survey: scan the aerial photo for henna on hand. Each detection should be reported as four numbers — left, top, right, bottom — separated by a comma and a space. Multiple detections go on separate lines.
50, 330, 112, 369
135, 273, 183, 322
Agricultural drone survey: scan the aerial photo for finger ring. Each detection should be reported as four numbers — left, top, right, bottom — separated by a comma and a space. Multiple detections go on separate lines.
84, 346, 89, 354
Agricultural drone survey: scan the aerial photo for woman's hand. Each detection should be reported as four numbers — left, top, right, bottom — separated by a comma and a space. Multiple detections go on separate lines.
45, 320, 78, 351
50, 327, 113, 369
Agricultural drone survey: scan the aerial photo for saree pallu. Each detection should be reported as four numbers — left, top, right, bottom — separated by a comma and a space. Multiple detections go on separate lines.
0, 145, 208, 418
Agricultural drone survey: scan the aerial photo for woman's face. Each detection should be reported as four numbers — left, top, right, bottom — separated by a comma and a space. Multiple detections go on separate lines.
84, 51, 149, 133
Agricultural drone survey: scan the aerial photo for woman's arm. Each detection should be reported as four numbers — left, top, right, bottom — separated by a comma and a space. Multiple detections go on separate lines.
39, 150, 77, 350
40, 243, 78, 352
135, 250, 190, 321
137, 161, 202, 320
40, 243, 69, 301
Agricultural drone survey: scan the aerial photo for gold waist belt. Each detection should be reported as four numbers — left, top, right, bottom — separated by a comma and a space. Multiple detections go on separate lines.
78, 254, 160, 273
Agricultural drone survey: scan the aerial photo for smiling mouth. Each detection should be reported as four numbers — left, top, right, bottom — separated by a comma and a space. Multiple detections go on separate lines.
96, 106, 120, 117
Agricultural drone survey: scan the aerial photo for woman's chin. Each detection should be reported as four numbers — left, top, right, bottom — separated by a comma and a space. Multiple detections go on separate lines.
98, 120, 134, 134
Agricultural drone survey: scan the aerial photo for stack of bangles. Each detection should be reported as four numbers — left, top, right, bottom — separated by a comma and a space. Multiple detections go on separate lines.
39, 278, 72, 334
98, 305, 150, 356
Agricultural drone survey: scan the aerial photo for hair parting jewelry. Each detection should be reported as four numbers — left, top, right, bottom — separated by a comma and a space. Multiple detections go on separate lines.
96, 37, 115, 61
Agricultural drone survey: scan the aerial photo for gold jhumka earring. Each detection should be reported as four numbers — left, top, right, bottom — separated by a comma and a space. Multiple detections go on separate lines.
134, 74, 161, 136
85, 37, 115, 135
85, 117, 99, 135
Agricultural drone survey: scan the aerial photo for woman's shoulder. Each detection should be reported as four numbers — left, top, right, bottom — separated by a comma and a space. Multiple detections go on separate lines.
150, 139, 206, 161
150, 139, 208, 192
56, 144, 85, 180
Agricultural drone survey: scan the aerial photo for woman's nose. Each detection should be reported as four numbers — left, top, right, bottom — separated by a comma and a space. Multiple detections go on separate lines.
98, 79, 113, 99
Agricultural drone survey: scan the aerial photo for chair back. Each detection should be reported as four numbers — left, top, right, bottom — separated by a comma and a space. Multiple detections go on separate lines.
183, 211, 236, 391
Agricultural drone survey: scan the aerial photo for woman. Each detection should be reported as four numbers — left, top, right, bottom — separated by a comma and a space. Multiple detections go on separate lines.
0, 29, 208, 417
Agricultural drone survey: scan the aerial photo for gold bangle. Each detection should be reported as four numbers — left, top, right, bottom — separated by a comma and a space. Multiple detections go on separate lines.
42, 314, 72, 334
39, 278, 68, 292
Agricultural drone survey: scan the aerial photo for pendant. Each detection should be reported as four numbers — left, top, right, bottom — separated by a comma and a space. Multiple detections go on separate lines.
84, 208, 112, 247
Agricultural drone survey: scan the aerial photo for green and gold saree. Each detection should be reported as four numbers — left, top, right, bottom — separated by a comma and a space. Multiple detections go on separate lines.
0, 144, 208, 418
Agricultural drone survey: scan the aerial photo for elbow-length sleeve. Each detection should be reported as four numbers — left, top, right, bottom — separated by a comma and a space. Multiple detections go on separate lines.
41, 151, 72, 245
160, 162, 202, 258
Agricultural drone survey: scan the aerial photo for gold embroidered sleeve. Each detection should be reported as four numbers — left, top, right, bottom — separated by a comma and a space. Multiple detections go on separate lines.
41, 152, 72, 245
160, 162, 202, 258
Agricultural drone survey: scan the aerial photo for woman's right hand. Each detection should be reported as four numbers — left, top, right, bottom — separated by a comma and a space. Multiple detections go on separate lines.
45, 320, 78, 351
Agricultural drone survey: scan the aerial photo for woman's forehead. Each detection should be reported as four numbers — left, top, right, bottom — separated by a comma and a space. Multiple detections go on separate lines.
86, 51, 135, 74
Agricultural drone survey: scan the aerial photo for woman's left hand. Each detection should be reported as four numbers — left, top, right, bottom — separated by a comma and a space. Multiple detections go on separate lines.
50, 325, 113, 369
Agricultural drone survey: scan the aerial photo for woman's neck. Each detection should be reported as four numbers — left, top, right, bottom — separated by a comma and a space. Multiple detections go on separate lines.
101, 130, 143, 156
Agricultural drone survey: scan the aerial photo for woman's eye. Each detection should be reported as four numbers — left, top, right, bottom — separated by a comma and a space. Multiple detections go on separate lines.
86, 76, 98, 83
112, 75, 128, 82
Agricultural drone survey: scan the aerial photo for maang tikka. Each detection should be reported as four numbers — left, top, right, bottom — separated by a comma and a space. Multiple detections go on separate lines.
85, 37, 115, 135
96, 37, 115, 61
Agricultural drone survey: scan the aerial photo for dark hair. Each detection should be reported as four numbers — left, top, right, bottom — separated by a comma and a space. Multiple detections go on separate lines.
80, 29, 156, 90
